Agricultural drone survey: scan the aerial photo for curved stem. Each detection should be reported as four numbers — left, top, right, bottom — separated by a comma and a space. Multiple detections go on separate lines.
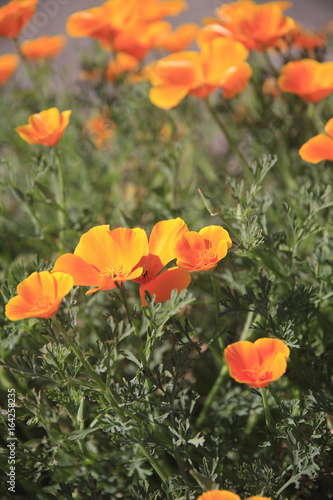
195, 363, 229, 428
205, 97, 252, 180
261, 386, 273, 433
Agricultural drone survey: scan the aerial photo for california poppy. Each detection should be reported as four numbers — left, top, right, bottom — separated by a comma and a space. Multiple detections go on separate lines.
156, 23, 198, 52
146, 38, 251, 109
174, 225, 232, 272
132, 218, 191, 305
198, 0, 295, 51
15, 108, 72, 147
224, 338, 290, 388
291, 24, 326, 51
5, 271, 74, 321
0, 0, 38, 38
197, 492, 273, 500
84, 112, 117, 149
299, 118, 333, 163
67, 0, 186, 58
19, 35, 67, 62
0, 54, 19, 86
106, 52, 140, 82
52, 225, 149, 295
278, 59, 333, 102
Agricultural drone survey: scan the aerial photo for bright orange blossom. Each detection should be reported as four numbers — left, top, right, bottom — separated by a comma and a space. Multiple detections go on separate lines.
0, 54, 19, 85
52, 226, 148, 295
299, 118, 333, 163
5, 271, 74, 321
197, 492, 273, 500
15, 108, 71, 147
224, 338, 290, 388
132, 218, 191, 305
197, 1, 295, 51
278, 59, 333, 102
0, 0, 38, 38
19, 35, 67, 61
174, 225, 232, 272
146, 38, 252, 109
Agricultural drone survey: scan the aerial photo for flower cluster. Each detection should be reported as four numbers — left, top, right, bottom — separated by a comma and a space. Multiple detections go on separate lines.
6, 219, 232, 319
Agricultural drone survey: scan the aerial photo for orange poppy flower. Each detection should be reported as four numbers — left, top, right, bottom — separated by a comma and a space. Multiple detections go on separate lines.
0, 0, 38, 38
67, 0, 186, 57
132, 218, 191, 305
291, 23, 326, 51
278, 59, 333, 102
5, 271, 74, 321
15, 108, 71, 147
52, 225, 149, 295
198, 1, 295, 51
224, 338, 290, 388
106, 52, 140, 82
84, 112, 117, 149
146, 38, 251, 109
0, 54, 19, 86
174, 225, 232, 272
299, 118, 333, 164
19, 35, 67, 62
197, 492, 273, 500
156, 23, 198, 52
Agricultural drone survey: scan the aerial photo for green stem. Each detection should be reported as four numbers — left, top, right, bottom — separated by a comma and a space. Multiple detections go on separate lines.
240, 310, 255, 341
205, 97, 252, 180
195, 364, 229, 428
52, 148, 66, 250
261, 387, 273, 432
209, 271, 223, 345
52, 317, 168, 484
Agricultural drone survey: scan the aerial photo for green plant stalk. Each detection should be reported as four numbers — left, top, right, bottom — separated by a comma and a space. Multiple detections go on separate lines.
209, 271, 223, 346
52, 317, 168, 484
53, 148, 66, 251
195, 363, 229, 428
205, 97, 252, 180
261, 386, 273, 432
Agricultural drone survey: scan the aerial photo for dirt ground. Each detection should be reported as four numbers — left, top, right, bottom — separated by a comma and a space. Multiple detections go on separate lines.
0, 0, 332, 79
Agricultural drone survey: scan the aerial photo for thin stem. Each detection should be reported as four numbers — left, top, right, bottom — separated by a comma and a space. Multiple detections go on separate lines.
209, 271, 224, 346
240, 310, 255, 341
52, 148, 66, 250
205, 97, 252, 180
261, 386, 273, 432
195, 364, 229, 428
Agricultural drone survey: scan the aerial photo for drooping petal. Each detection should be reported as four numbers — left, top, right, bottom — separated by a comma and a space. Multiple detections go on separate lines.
139, 267, 191, 306
299, 135, 333, 163
52, 253, 102, 286
149, 85, 190, 109
197, 491, 241, 500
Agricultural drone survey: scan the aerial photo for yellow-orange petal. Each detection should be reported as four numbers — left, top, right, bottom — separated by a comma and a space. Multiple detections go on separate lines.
0, 0, 38, 38
324, 117, 333, 139
19, 35, 67, 61
220, 63, 252, 98
5, 271, 73, 321
201, 38, 249, 84
149, 85, 190, 109
299, 135, 333, 163
197, 491, 241, 500
224, 341, 260, 383
0, 54, 19, 85
139, 267, 191, 306
255, 337, 290, 369
52, 253, 101, 286
16, 108, 71, 147
247, 497, 273, 500
158, 23, 198, 52
148, 218, 189, 270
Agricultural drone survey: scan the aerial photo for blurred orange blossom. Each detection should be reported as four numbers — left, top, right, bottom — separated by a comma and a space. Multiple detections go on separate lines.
197, 0, 295, 51
132, 218, 191, 305
197, 492, 273, 500
19, 35, 67, 61
278, 59, 333, 102
0, 0, 38, 38
174, 225, 232, 272
5, 271, 73, 321
299, 118, 333, 163
67, 0, 186, 59
224, 338, 290, 388
15, 108, 71, 147
52, 226, 148, 295
146, 38, 252, 109
0, 54, 19, 85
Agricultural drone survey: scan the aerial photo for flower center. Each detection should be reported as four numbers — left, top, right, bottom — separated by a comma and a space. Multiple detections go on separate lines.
34, 295, 52, 310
